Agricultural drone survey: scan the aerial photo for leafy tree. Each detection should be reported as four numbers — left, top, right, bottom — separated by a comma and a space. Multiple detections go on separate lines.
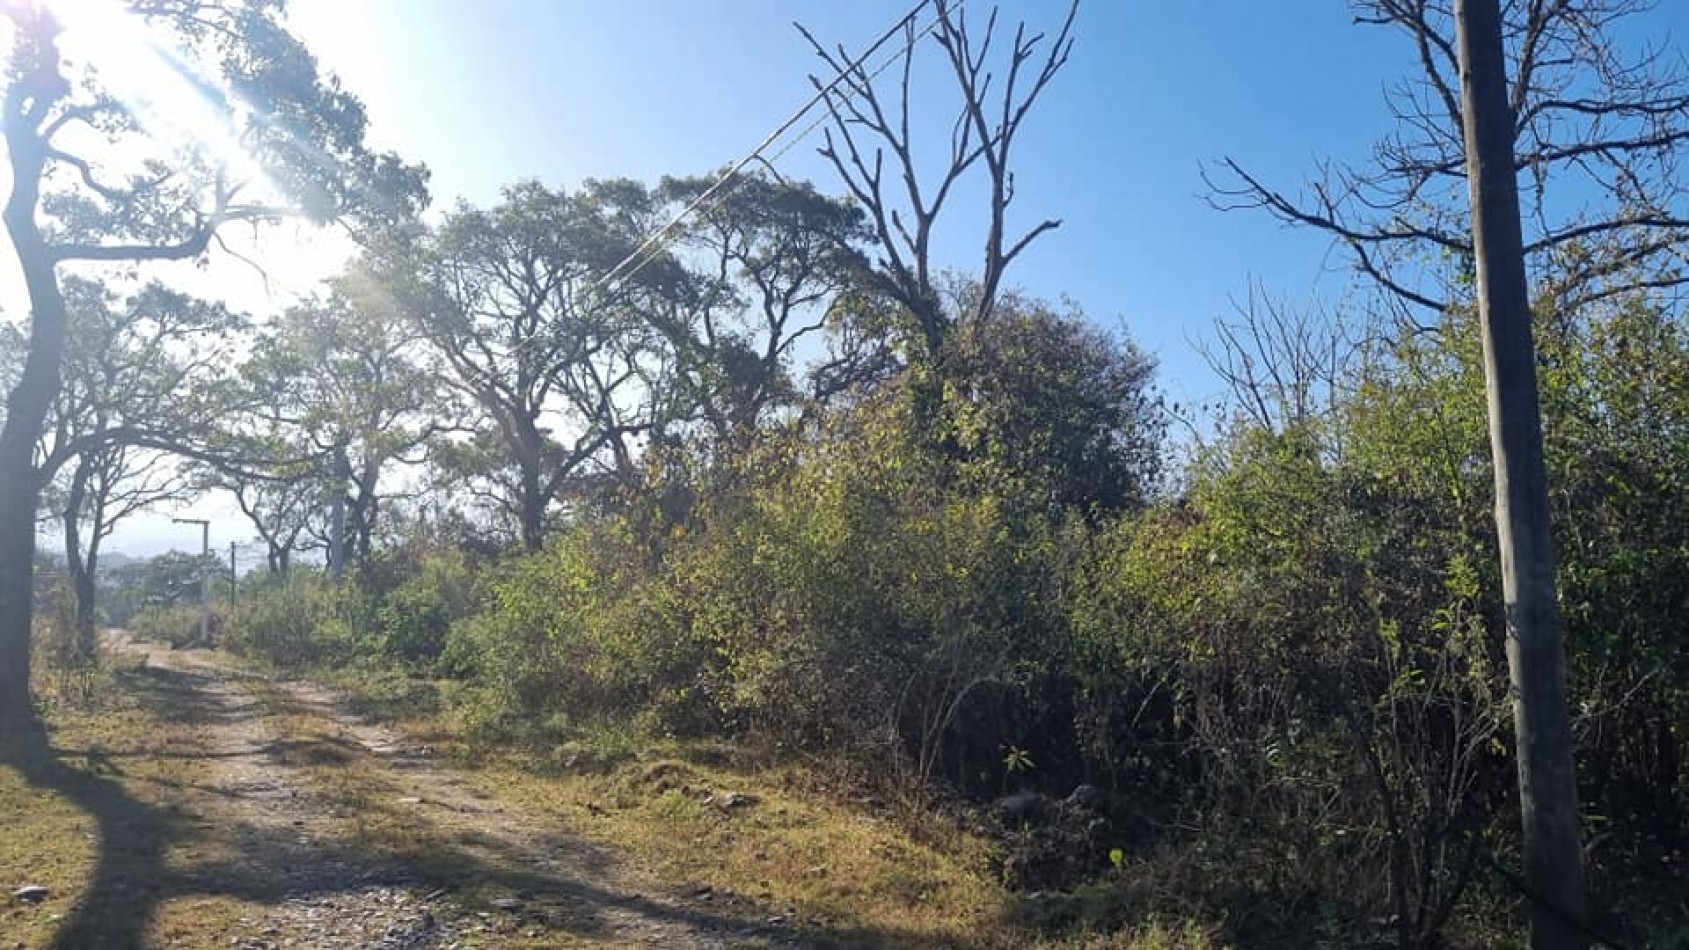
2, 277, 243, 657
0, 0, 426, 723
224, 285, 441, 574
218, 470, 323, 575
31, 279, 245, 655
110, 550, 223, 616
50, 445, 181, 655
940, 290, 1163, 513
380, 181, 653, 550
643, 173, 865, 461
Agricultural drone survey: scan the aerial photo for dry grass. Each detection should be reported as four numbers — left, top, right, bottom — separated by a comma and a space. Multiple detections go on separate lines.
316, 670, 1223, 949
0, 651, 252, 948
249, 681, 1001, 947
4, 649, 1224, 948
480, 756, 1003, 946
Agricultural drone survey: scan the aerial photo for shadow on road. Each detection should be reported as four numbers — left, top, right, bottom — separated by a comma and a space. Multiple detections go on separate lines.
3, 660, 962, 948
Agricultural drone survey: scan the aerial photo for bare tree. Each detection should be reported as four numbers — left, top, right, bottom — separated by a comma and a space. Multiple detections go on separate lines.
1198, 282, 1369, 440
800, 0, 1079, 361
1210, 0, 1689, 321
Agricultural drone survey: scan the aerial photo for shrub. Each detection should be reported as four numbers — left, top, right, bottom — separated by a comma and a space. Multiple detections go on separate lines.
131, 605, 211, 650
226, 575, 350, 666
440, 520, 707, 745
373, 551, 475, 666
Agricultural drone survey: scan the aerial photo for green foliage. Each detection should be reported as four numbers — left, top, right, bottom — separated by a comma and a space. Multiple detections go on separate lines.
1534, 295, 1689, 839
1055, 291, 1689, 944
673, 397, 1082, 792
416, 290, 1158, 799
225, 575, 352, 667
106, 551, 223, 620
941, 293, 1164, 513
440, 521, 706, 744
130, 606, 209, 651
372, 551, 474, 665
1069, 360, 1502, 937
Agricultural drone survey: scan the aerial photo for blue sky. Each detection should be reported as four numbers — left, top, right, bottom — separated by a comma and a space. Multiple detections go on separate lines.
286, 0, 1689, 406
284, 0, 1425, 410
98, 0, 1689, 554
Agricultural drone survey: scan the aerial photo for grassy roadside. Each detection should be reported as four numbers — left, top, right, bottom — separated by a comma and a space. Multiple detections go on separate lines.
276, 665, 1014, 947
306, 664, 1222, 949
0, 719, 98, 948
1, 650, 264, 949
6, 643, 1219, 948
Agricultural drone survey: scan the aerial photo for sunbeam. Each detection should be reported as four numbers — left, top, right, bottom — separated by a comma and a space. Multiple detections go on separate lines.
46, 0, 276, 200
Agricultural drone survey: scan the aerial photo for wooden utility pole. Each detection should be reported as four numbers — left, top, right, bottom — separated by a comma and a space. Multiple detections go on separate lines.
1455, 1, 1587, 946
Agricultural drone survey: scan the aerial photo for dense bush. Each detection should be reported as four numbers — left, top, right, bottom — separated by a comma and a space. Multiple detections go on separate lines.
1057, 299, 1689, 943
225, 576, 351, 666
672, 405, 1084, 795
131, 605, 212, 650
372, 550, 475, 665
217, 288, 1687, 944
440, 520, 705, 743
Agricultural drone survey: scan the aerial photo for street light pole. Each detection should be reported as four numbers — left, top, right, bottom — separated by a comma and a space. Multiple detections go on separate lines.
173, 517, 211, 648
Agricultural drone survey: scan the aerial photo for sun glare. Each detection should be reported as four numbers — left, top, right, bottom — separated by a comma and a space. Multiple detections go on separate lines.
46, 0, 271, 192
25, 0, 357, 313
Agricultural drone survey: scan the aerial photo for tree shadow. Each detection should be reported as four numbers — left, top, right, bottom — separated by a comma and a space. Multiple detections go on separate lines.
0, 716, 171, 950
2, 663, 968, 948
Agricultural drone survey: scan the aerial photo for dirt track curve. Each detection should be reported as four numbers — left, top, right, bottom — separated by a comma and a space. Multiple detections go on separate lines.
86, 631, 796, 949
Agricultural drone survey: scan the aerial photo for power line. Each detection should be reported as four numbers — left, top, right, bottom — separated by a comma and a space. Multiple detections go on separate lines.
591, 0, 942, 297
764, 8, 959, 171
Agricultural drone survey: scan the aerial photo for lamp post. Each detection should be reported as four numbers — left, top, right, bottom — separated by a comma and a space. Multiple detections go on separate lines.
172, 517, 211, 648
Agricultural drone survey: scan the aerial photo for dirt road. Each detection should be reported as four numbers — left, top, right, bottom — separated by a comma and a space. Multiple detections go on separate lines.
68, 633, 791, 949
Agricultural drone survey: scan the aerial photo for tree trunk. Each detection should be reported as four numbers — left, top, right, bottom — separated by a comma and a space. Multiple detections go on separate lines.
62, 460, 100, 661
0, 24, 69, 725
0, 472, 42, 723
71, 554, 98, 660
516, 427, 546, 552
328, 449, 349, 582
1455, 2, 1588, 946
519, 482, 545, 552
349, 458, 380, 566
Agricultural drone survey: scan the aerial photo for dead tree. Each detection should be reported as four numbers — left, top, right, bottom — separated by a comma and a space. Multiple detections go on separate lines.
1199, 281, 1369, 440
1210, 0, 1689, 322
800, 0, 1079, 363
